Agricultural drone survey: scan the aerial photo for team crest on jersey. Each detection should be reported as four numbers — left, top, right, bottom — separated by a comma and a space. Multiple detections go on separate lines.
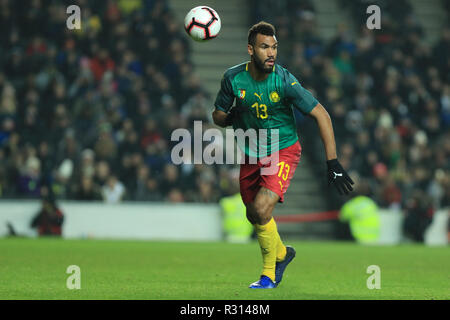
238, 89, 246, 99
270, 91, 280, 103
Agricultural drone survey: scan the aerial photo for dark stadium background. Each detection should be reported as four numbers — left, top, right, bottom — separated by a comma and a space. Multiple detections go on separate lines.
0, 0, 448, 242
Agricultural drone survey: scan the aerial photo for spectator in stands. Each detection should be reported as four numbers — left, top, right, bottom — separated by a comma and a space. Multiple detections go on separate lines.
133, 164, 150, 201
403, 189, 435, 242
167, 188, 184, 203
101, 175, 126, 203
94, 160, 110, 187
159, 163, 180, 195
141, 177, 163, 202
0, 0, 447, 212
74, 175, 101, 201
18, 156, 42, 198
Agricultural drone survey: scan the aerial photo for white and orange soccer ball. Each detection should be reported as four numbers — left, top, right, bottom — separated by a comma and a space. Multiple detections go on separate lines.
184, 6, 221, 42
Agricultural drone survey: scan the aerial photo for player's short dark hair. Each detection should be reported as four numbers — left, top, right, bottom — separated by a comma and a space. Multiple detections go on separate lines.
248, 21, 276, 46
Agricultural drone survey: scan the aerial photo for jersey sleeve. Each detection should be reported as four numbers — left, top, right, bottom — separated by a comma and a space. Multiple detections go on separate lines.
214, 73, 235, 113
284, 72, 319, 114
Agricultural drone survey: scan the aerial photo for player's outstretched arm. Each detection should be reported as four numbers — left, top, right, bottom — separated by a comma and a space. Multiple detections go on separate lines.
309, 103, 354, 195
309, 103, 337, 160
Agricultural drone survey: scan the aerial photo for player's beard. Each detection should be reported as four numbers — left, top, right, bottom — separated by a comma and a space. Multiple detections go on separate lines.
252, 52, 274, 74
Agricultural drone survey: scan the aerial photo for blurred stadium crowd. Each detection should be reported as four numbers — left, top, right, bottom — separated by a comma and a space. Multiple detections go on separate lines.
252, 0, 450, 213
0, 0, 230, 203
0, 0, 449, 213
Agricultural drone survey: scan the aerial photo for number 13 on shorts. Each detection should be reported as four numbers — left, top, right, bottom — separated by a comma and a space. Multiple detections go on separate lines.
277, 161, 290, 190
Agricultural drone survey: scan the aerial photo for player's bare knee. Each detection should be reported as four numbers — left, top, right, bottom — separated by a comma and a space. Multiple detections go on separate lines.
253, 196, 270, 214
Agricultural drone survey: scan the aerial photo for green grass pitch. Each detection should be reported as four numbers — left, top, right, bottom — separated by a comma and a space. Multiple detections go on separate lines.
0, 237, 448, 300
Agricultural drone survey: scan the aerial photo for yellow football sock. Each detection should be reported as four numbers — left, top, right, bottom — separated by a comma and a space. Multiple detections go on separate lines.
275, 230, 287, 263
254, 217, 282, 282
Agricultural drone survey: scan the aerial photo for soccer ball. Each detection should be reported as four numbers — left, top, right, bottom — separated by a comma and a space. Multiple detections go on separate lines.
184, 6, 221, 42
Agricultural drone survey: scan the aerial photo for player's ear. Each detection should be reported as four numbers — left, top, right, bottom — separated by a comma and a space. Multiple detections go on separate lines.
247, 44, 253, 56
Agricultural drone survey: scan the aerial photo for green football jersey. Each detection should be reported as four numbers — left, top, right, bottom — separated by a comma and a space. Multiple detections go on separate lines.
214, 62, 319, 157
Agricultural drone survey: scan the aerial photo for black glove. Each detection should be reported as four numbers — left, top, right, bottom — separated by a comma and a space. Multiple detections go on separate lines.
327, 159, 354, 195
225, 107, 239, 126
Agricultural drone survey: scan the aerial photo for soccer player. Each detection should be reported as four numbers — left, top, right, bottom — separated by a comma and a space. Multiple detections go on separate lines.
212, 21, 354, 289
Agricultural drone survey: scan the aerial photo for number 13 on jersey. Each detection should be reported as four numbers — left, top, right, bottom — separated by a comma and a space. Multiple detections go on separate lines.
251, 102, 268, 119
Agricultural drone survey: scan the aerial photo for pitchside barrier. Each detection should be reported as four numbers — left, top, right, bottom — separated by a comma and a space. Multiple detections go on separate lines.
0, 200, 447, 245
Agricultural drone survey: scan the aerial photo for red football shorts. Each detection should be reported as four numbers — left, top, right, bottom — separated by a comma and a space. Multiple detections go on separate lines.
239, 141, 302, 204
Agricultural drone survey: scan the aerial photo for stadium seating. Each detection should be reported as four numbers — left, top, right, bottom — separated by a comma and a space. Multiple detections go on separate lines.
0, 0, 448, 214
252, 0, 449, 213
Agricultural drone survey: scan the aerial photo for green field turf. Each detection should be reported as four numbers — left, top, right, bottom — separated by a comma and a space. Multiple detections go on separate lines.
0, 237, 448, 300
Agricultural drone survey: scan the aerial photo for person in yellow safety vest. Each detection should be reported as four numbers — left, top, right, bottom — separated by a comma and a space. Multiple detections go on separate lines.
339, 179, 380, 244
220, 193, 254, 243
220, 168, 253, 243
